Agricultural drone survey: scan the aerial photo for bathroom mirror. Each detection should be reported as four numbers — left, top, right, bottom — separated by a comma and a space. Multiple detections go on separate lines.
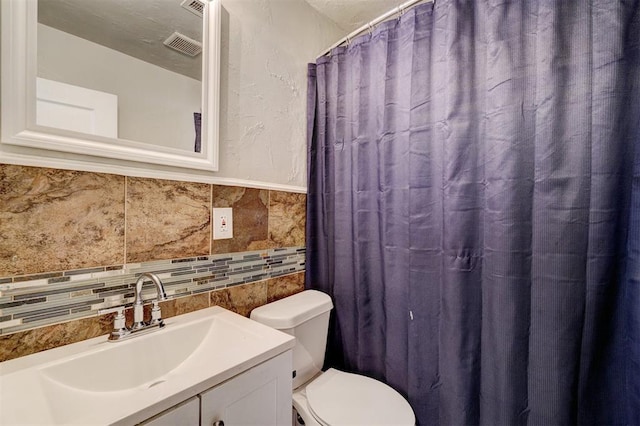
1, 0, 220, 171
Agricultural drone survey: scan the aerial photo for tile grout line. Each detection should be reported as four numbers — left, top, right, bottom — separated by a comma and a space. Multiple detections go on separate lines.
123, 176, 128, 266
208, 184, 213, 307
267, 189, 272, 241
209, 184, 214, 257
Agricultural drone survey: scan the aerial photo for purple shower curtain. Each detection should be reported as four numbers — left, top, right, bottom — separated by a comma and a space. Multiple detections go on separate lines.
306, 1, 640, 425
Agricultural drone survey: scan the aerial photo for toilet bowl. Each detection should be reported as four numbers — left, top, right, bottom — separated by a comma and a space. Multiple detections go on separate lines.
250, 290, 415, 426
292, 368, 415, 426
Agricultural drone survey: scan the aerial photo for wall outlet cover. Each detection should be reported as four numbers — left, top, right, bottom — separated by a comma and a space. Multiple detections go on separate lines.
212, 207, 233, 240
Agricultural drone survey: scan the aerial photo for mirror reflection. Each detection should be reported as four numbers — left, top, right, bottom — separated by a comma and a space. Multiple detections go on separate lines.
36, 0, 203, 153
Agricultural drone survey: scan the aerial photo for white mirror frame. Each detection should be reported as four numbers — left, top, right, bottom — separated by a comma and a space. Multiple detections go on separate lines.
1, 0, 220, 172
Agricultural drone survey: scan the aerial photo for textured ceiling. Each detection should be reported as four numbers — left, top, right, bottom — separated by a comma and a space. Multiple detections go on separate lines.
304, 0, 408, 33
38, 0, 203, 80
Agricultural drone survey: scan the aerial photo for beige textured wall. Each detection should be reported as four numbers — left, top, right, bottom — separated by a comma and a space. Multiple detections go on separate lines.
217, 0, 343, 187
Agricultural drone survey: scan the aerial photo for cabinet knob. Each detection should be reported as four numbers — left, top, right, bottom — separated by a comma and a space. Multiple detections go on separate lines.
212, 421, 224, 426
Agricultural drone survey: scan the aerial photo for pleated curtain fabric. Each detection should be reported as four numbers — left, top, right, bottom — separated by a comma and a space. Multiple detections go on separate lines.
622, 122, 640, 424
305, 1, 640, 425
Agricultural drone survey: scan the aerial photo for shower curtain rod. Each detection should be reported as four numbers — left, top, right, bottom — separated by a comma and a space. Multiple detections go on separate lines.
317, 0, 433, 58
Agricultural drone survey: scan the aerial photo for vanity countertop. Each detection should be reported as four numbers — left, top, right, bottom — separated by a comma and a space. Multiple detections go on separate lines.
0, 306, 295, 425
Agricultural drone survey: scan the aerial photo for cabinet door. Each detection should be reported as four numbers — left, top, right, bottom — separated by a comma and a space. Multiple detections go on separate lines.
139, 396, 200, 426
200, 351, 292, 426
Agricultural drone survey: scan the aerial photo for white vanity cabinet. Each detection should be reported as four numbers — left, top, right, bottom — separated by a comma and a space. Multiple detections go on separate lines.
140, 351, 292, 426
200, 350, 292, 426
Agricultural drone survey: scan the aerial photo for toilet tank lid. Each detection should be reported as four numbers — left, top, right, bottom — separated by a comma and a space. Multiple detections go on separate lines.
250, 290, 333, 329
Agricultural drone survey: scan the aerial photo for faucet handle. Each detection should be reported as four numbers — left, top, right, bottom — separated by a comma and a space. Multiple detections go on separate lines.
131, 303, 146, 330
108, 308, 130, 341
113, 308, 126, 330
149, 301, 165, 328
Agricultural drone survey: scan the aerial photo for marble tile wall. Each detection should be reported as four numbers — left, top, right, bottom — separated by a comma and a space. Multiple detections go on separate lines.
210, 186, 271, 254
126, 178, 211, 263
0, 273, 305, 362
0, 247, 305, 334
0, 164, 307, 362
0, 166, 125, 275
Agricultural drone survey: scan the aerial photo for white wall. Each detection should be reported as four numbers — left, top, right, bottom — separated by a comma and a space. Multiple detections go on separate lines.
216, 0, 343, 187
38, 24, 201, 152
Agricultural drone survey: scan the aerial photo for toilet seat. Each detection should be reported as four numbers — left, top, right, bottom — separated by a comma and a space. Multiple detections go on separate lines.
304, 369, 415, 426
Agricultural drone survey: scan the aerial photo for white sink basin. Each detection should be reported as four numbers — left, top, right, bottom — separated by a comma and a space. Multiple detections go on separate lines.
0, 306, 295, 425
41, 319, 211, 392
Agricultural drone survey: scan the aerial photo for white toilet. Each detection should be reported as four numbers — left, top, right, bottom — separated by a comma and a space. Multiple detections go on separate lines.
250, 290, 415, 426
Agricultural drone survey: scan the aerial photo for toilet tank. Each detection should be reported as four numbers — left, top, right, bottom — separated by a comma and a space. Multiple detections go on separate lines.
250, 290, 333, 389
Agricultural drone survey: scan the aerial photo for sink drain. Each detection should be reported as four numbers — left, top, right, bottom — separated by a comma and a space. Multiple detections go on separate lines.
148, 380, 166, 389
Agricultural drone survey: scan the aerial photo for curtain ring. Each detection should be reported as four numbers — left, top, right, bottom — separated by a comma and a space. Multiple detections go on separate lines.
367, 22, 374, 34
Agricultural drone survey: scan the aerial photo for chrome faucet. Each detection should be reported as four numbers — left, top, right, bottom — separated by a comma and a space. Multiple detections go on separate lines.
108, 272, 168, 342
132, 272, 167, 329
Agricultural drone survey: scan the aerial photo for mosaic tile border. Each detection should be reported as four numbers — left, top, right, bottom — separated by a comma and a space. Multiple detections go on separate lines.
0, 247, 305, 335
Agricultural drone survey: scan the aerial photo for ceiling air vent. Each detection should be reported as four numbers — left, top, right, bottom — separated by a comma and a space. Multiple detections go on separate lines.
163, 32, 203, 57
180, 0, 205, 17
